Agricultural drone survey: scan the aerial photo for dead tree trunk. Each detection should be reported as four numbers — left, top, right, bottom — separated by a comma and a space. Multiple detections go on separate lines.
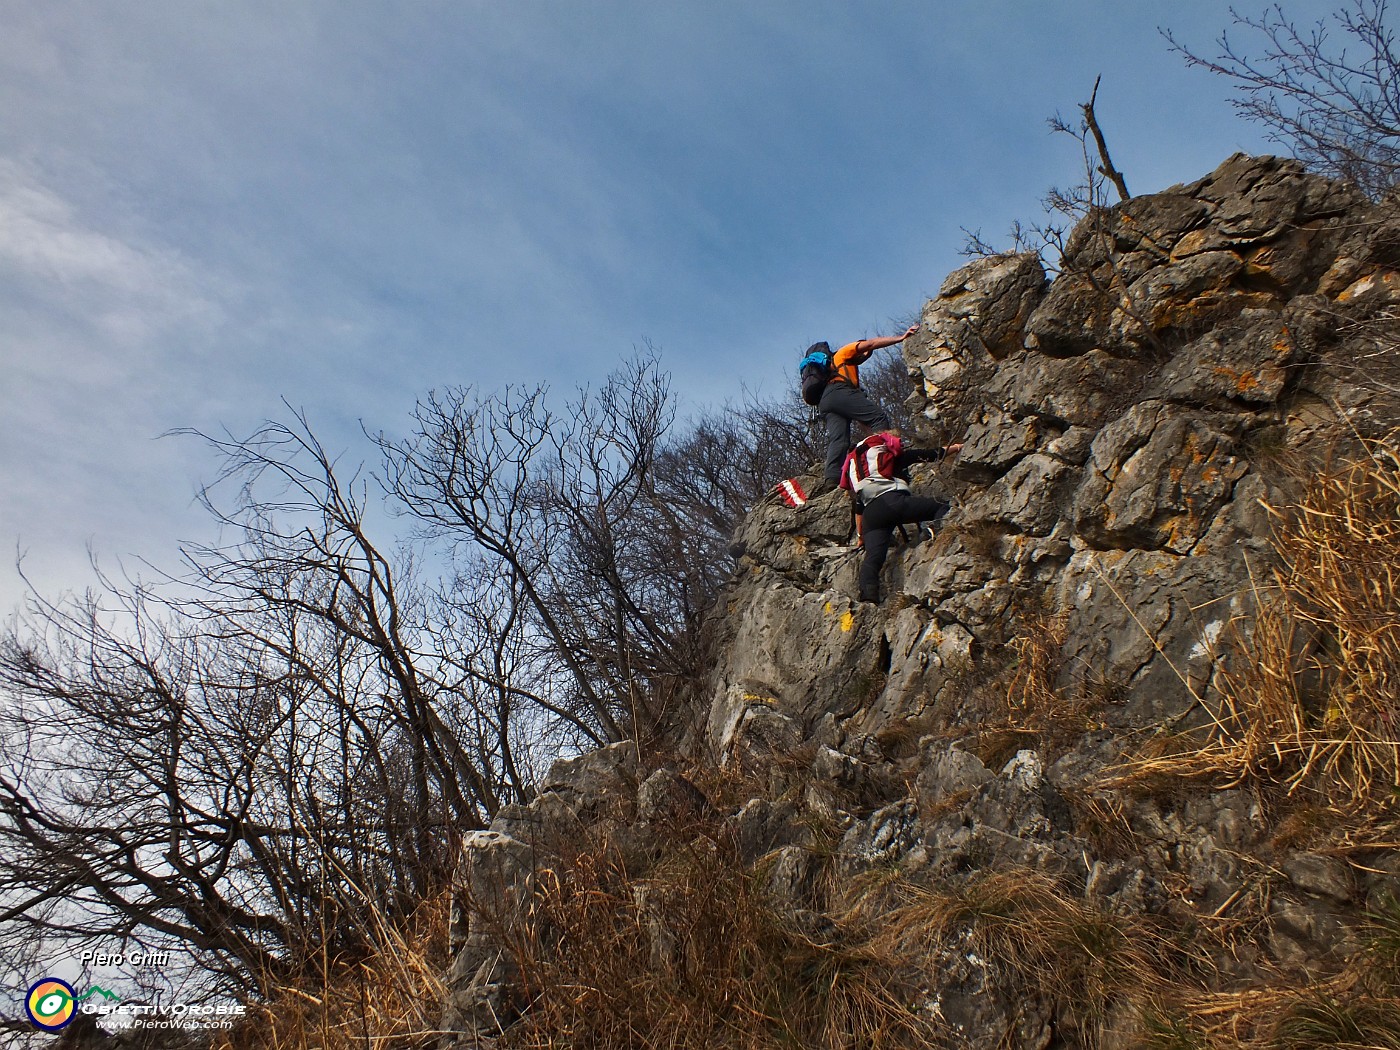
1083, 76, 1131, 202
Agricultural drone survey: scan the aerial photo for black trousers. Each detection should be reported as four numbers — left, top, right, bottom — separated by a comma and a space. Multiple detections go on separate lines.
819, 381, 890, 482
858, 490, 949, 598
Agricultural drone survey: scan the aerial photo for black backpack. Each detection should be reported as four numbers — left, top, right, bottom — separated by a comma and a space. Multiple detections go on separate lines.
798, 342, 833, 406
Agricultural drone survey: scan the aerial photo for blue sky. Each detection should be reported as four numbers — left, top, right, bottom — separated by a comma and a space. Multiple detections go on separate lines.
0, 0, 1347, 611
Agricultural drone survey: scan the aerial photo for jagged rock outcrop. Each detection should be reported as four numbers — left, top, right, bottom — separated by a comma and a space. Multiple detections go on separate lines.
441, 155, 1400, 1048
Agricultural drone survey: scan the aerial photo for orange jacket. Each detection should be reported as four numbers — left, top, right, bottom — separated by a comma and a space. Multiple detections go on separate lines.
829, 341, 871, 387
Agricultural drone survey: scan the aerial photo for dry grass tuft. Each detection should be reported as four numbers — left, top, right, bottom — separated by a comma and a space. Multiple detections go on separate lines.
968, 610, 1105, 767
1006, 611, 1105, 746
212, 892, 452, 1049
1142, 974, 1400, 1050
1138, 894, 1400, 1049
493, 827, 937, 1049
858, 868, 1173, 1046
1106, 430, 1400, 813
493, 845, 1196, 1048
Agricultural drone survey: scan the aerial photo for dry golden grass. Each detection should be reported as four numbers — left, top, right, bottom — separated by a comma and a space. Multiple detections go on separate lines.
1110, 427, 1400, 1046
1140, 905, 1400, 1050
488, 827, 1217, 1050
964, 610, 1106, 769
211, 892, 451, 1050
1007, 611, 1107, 746
1105, 430, 1400, 815
852, 867, 1182, 1048
491, 827, 938, 1050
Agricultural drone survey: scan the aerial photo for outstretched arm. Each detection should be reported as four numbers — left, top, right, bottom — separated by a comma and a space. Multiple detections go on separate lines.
851, 324, 919, 356
895, 442, 963, 470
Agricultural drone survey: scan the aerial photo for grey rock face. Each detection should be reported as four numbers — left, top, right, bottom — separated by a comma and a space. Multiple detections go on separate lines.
442, 830, 538, 1039
1072, 401, 1249, 554
879, 153, 1394, 739
693, 153, 1394, 1030
441, 156, 1398, 1048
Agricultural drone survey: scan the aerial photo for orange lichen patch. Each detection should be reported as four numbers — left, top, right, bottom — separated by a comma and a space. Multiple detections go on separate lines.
1212, 366, 1260, 394
1164, 518, 1187, 549
1336, 269, 1400, 301
1171, 229, 1213, 258
1154, 290, 1275, 329
1164, 512, 1203, 552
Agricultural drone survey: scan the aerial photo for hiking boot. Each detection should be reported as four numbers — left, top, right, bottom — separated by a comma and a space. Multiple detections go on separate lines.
858, 587, 880, 605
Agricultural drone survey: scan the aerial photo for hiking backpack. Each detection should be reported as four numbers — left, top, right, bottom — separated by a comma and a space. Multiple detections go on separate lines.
839, 432, 904, 501
798, 342, 833, 406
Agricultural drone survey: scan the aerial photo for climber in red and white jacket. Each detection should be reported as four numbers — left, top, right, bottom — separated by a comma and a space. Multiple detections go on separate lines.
840, 430, 962, 604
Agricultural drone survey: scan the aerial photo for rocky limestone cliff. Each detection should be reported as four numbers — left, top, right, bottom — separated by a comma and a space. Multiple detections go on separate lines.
441, 155, 1400, 1049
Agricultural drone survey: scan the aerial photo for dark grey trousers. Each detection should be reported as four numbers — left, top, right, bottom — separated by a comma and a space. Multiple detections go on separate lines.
818, 381, 890, 482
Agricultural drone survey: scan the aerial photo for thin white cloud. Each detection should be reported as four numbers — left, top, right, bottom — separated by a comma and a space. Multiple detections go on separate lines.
0, 160, 228, 608
0, 160, 222, 368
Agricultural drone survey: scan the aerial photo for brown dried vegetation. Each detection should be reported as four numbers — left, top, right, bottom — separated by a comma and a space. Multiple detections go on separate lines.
1108, 430, 1400, 815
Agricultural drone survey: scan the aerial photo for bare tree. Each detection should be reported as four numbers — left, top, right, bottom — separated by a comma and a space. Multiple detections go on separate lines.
376, 374, 634, 745
1055, 76, 1130, 204
654, 391, 816, 548
1, 578, 362, 995
1165, 0, 1400, 199
961, 78, 1133, 269
0, 352, 870, 1001
374, 354, 818, 746
0, 412, 542, 997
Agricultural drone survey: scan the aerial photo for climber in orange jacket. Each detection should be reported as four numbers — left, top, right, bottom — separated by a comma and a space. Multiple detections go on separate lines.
817, 325, 919, 486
